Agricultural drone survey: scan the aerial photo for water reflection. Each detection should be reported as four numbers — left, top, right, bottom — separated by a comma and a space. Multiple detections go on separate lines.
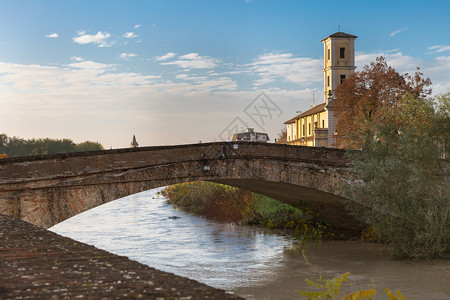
50, 188, 292, 291
50, 188, 450, 300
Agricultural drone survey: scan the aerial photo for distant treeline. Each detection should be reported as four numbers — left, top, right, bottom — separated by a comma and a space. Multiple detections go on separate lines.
0, 133, 104, 158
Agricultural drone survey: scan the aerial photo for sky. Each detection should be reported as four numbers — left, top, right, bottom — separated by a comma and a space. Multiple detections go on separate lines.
1, 0, 449, 148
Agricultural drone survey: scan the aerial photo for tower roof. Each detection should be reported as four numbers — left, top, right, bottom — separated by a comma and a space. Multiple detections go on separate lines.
322, 32, 357, 41
130, 135, 139, 148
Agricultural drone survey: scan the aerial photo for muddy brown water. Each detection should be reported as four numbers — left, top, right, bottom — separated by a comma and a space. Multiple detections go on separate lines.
51, 188, 450, 299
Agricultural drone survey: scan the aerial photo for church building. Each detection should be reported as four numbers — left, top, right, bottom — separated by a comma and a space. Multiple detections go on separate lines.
285, 31, 357, 148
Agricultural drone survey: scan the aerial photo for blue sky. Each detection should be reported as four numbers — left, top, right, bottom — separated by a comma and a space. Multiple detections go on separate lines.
1, 0, 449, 148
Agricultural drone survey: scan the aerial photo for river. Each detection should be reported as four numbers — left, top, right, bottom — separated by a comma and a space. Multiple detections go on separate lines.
50, 188, 450, 299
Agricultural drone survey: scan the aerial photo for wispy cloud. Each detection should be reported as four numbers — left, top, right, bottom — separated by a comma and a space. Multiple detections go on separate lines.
160, 53, 220, 69
45, 33, 59, 38
134, 24, 141, 29
428, 45, 450, 53
155, 52, 176, 61
389, 28, 407, 37
122, 32, 138, 39
70, 56, 85, 62
73, 30, 112, 47
68, 60, 115, 71
119, 53, 137, 60
250, 52, 322, 86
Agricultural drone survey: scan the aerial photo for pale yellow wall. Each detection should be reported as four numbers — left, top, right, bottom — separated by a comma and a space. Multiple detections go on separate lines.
322, 36, 356, 103
289, 110, 328, 144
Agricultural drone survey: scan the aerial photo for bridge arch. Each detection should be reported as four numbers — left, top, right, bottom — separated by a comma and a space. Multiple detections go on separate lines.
0, 142, 361, 230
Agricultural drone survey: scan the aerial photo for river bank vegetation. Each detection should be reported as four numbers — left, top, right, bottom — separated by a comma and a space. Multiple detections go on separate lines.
163, 181, 331, 240
0, 133, 104, 158
335, 57, 449, 260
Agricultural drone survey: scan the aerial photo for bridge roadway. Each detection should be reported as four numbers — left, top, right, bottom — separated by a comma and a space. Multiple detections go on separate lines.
0, 142, 362, 231
0, 213, 242, 299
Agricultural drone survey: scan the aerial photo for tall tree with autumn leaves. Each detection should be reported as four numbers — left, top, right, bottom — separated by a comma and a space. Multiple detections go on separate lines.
334, 56, 432, 149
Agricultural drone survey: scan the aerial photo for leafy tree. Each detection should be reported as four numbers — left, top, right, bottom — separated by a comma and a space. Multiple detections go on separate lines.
345, 93, 449, 259
75, 141, 105, 152
0, 134, 104, 157
334, 56, 431, 148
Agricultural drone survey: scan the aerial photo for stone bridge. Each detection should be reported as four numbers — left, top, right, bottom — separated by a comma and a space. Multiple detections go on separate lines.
0, 142, 362, 231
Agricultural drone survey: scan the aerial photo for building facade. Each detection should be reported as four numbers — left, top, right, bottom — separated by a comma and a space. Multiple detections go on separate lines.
285, 32, 357, 148
232, 128, 270, 142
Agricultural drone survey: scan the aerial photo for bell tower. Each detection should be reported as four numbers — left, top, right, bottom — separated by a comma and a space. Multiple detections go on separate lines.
322, 32, 357, 104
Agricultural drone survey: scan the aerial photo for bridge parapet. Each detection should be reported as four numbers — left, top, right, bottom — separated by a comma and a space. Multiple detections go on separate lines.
0, 142, 349, 184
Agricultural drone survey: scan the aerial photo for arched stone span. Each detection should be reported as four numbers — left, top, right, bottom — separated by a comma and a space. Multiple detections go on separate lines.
0, 142, 361, 230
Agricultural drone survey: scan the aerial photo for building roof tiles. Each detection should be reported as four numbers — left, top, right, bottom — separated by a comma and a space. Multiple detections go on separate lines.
321, 32, 358, 41
284, 103, 327, 124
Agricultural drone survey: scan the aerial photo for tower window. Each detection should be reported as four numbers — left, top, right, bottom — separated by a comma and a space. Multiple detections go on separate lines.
327, 76, 330, 87
340, 47, 345, 58
340, 74, 346, 84
322, 120, 325, 128
327, 49, 330, 60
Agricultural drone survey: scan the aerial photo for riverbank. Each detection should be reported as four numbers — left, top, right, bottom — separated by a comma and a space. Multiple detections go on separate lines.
0, 213, 243, 299
163, 181, 339, 240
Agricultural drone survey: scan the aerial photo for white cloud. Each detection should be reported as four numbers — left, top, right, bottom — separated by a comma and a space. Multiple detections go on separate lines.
68, 60, 115, 70
389, 28, 407, 37
155, 52, 176, 61
355, 51, 418, 73
73, 30, 112, 47
134, 24, 141, 29
250, 52, 322, 86
428, 45, 450, 53
160, 53, 220, 69
122, 32, 138, 39
120, 53, 137, 60
70, 56, 85, 62
45, 33, 59, 38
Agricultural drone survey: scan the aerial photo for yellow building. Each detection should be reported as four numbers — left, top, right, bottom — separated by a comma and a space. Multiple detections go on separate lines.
285, 31, 357, 147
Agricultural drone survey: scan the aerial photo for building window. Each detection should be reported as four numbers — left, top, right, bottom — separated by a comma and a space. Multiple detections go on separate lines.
327, 49, 330, 60
303, 124, 305, 136
308, 123, 311, 135
340, 74, 346, 84
327, 76, 330, 87
340, 47, 345, 58
322, 120, 325, 128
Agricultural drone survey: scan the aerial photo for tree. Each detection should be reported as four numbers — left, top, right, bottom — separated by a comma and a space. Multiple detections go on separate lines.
0, 133, 104, 157
75, 141, 105, 152
275, 127, 287, 144
334, 56, 431, 148
344, 93, 449, 259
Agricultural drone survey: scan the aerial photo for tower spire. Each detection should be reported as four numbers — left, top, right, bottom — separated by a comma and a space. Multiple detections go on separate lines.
130, 135, 139, 148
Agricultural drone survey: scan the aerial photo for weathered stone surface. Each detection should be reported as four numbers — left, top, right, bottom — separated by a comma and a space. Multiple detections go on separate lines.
0, 213, 243, 299
0, 142, 361, 229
